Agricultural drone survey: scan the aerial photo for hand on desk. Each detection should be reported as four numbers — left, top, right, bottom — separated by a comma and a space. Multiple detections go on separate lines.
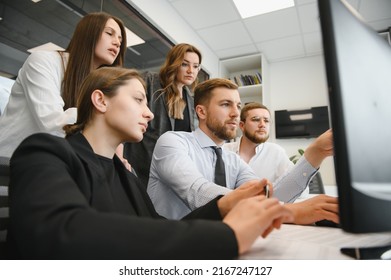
223, 196, 293, 255
285, 194, 339, 225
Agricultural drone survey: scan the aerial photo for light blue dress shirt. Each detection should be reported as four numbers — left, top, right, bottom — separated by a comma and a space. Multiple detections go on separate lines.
148, 128, 258, 219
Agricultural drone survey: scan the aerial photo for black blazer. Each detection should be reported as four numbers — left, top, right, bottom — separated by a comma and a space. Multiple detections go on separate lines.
124, 72, 198, 188
7, 132, 237, 259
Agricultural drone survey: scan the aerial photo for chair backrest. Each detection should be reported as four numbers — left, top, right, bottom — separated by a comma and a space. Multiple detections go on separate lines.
308, 172, 325, 194
0, 156, 10, 259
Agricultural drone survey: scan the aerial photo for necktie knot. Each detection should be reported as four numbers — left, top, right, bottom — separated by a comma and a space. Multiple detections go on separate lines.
213, 146, 223, 157
212, 146, 226, 187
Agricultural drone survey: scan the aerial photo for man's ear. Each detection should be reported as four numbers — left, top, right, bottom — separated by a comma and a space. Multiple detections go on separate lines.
239, 120, 245, 131
195, 104, 207, 120
91, 90, 107, 113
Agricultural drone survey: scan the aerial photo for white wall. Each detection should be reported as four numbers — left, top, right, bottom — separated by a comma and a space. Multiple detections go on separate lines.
127, 0, 220, 77
269, 55, 336, 185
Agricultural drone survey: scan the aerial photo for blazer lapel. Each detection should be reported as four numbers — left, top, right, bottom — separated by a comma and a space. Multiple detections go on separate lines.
114, 157, 156, 217
67, 133, 119, 210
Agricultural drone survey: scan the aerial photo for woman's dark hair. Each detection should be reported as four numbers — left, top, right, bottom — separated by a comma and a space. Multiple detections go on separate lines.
62, 12, 127, 110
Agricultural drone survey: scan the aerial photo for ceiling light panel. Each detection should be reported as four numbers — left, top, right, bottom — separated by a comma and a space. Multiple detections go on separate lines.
233, 0, 295, 19
125, 27, 145, 47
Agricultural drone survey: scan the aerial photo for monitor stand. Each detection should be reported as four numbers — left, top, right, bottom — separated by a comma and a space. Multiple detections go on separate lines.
341, 244, 391, 259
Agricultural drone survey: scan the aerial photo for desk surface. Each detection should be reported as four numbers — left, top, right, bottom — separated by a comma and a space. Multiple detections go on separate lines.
242, 186, 391, 259
242, 224, 391, 259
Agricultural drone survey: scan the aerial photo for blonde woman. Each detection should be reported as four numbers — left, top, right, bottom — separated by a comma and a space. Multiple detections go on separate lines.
124, 43, 202, 187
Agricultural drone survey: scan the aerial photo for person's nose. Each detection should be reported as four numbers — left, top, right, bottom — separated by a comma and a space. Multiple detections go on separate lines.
113, 36, 121, 48
231, 106, 240, 118
258, 120, 265, 127
145, 107, 154, 121
186, 65, 193, 74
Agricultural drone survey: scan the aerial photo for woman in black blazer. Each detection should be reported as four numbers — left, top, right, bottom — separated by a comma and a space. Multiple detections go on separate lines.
124, 43, 201, 188
8, 67, 291, 259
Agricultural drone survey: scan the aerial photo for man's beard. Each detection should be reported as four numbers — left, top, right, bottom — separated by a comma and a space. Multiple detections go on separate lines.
244, 129, 269, 144
206, 118, 237, 141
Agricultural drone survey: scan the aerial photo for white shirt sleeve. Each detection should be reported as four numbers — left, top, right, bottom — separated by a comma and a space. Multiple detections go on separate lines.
18, 51, 76, 136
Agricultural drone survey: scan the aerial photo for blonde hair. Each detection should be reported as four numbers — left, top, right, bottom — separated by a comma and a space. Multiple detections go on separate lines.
159, 43, 202, 119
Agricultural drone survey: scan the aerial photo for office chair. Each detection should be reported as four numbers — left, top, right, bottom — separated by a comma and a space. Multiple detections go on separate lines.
308, 172, 325, 194
0, 156, 10, 259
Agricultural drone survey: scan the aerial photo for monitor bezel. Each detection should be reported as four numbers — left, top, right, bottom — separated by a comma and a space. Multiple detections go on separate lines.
318, 0, 391, 234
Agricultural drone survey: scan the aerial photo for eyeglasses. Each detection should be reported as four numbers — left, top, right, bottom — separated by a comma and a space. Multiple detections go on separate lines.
181, 62, 201, 71
249, 116, 271, 124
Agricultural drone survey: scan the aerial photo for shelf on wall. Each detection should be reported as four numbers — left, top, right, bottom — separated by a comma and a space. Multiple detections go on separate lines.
220, 53, 268, 105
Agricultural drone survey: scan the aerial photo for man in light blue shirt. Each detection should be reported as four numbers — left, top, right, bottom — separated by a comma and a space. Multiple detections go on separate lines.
148, 78, 338, 222
148, 128, 259, 219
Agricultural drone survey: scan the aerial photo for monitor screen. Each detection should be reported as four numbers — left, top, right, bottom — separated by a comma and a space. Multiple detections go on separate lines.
318, 0, 391, 236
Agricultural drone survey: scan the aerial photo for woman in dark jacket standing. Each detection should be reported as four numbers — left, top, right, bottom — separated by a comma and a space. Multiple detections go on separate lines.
124, 43, 201, 188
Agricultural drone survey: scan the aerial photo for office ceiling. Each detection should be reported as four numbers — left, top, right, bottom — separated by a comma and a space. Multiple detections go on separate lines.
166, 0, 391, 61
0, 0, 172, 78
0, 0, 390, 79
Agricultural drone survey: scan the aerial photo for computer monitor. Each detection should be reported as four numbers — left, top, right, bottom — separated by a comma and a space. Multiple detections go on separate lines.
318, 0, 391, 258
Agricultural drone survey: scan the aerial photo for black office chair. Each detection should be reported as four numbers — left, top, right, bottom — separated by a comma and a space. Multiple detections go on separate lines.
308, 172, 325, 194
0, 156, 10, 259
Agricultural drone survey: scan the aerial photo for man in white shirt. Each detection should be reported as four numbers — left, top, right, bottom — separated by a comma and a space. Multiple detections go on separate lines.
224, 102, 333, 200
148, 78, 338, 223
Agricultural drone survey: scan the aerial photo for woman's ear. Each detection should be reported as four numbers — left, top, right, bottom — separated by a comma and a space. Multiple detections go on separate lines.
91, 90, 107, 113
195, 104, 207, 120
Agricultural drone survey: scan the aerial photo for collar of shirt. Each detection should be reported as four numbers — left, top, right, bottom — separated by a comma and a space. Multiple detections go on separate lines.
234, 136, 264, 155
193, 128, 222, 149
255, 142, 265, 154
